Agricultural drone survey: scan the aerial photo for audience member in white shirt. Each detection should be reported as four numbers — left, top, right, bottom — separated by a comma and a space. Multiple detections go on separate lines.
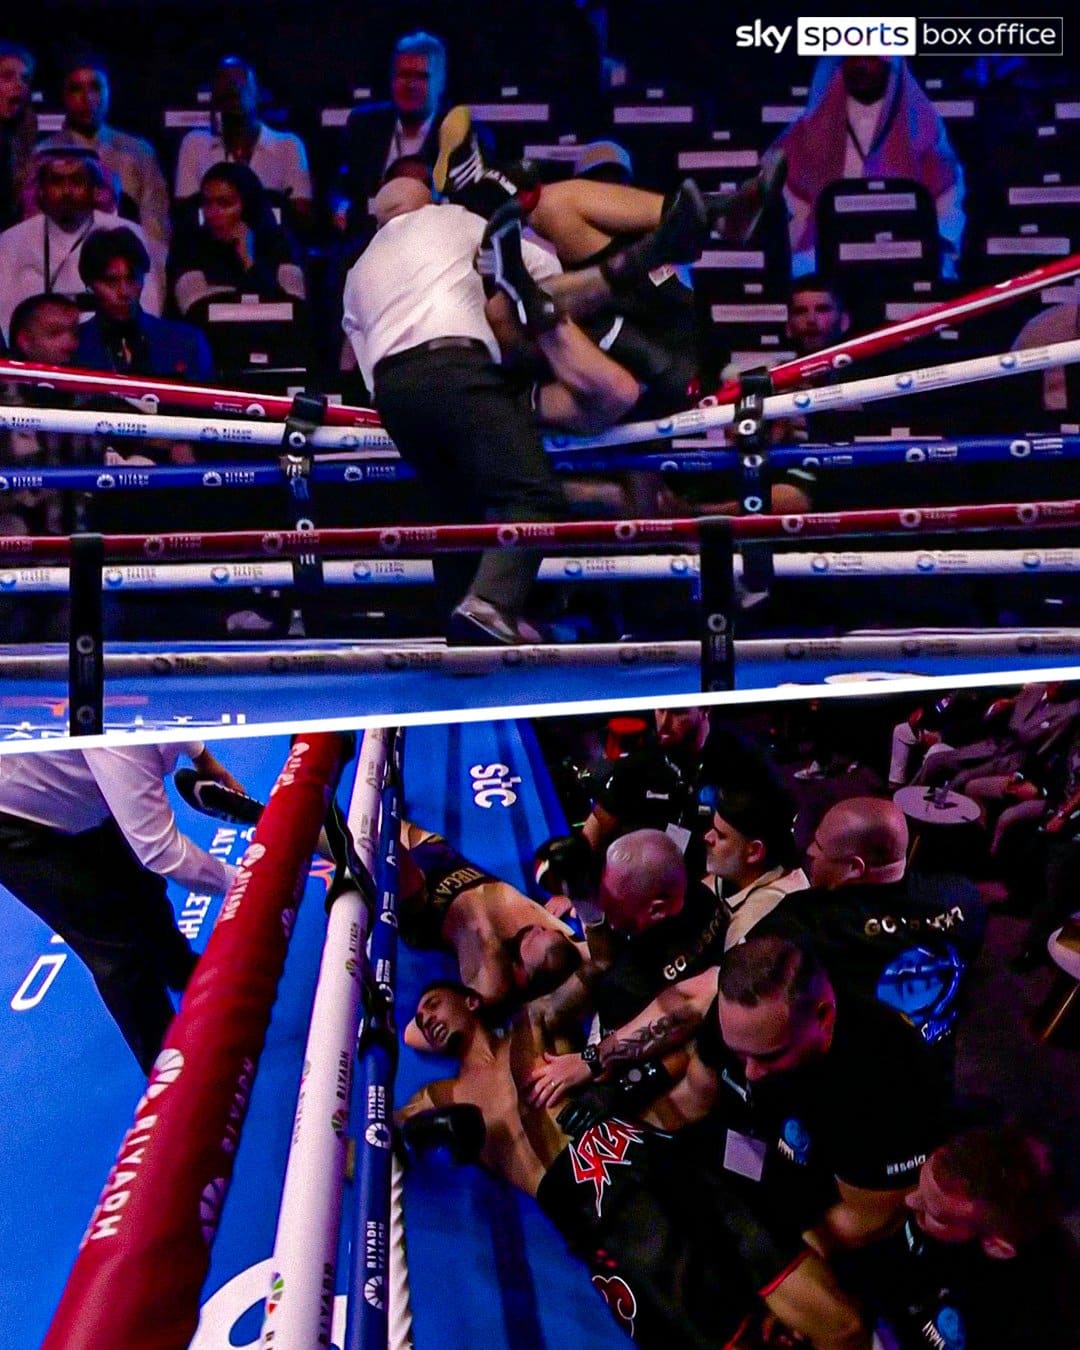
174, 56, 313, 234
39, 49, 172, 249
0, 146, 161, 341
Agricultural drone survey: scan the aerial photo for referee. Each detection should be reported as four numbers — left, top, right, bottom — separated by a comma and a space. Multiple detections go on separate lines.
0, 742, 241, 1072
343, 170, 566, 645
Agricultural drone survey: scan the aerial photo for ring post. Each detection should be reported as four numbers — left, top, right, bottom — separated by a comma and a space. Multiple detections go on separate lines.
734, 369, 776, 595
68, 532, 104, 737
280, 392, 328, 637
41, 733, 351, 1350
346, 729, 405, 1350
698, 515, 736, 691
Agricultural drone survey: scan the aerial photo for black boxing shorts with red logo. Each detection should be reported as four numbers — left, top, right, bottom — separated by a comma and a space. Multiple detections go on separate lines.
535, 1119, 805, 1349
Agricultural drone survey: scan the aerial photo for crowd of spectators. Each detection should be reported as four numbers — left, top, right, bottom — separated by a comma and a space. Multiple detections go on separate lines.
395, 687, 1079, 1346
0, 20, 1078, 640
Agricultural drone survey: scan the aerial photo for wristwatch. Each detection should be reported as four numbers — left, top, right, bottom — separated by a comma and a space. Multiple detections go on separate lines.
580, 1043, 602, 1076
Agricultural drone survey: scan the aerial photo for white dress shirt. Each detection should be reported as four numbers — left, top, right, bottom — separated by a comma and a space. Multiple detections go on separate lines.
0, 743, 235, 895
0, 209, 162, 342
342, 202, 561, 391
174, 123, 313, 202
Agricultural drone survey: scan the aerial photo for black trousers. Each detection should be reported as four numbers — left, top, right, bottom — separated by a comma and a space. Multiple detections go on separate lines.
374, 345, 565, 623
0, 812, 198, 1072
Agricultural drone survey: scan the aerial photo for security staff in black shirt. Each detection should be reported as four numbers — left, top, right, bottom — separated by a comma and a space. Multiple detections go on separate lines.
661, 936, 949, 1255
756, 797, 985, 1059
537, 706, 776, 893
860, 1127, 1080, 1349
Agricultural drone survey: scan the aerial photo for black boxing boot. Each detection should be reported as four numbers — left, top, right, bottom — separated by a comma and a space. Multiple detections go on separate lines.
599, 179, 708, 292
475, 202, 558, 334
434, 104, 543, 217
704, 149, 787, 243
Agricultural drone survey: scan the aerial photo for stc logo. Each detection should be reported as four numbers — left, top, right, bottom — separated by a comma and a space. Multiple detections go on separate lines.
469, 763, 521, 809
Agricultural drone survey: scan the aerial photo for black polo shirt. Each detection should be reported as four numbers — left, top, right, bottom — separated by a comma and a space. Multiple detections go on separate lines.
860, 1215, 1080, 1349
594, 883, 727, 1033
690, 995, 948, 1239
754, 872, 985, 1049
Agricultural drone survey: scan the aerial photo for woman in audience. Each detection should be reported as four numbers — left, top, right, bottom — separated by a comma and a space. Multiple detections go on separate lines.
166, 161, 305, 320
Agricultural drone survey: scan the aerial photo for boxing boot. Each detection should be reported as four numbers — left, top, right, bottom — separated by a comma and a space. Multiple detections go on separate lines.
599, 179, 708, 292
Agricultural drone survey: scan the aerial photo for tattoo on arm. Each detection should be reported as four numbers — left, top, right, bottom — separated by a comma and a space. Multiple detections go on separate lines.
599, 1009, 699, 1071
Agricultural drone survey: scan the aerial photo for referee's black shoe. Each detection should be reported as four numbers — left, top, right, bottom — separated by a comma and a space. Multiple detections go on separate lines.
449, 595, 542, 646
476, 202, 558, 334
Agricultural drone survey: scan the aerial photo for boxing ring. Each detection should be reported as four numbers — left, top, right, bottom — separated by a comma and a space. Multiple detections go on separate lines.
0, 721, 628, 1349
2, 254, 1080, 739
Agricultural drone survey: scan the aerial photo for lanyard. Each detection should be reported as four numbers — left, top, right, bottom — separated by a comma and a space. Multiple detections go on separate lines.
844, 73, 903, 168
43, 216, 94, 294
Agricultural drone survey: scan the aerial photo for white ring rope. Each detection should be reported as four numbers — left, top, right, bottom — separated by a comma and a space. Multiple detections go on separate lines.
2, 548, 1079, 594
3, 631, 1080, 679
259, 728, 391, 1350
1, 339, 1079, 452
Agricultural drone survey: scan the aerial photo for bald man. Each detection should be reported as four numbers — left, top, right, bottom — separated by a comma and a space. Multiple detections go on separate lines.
755, 797, 985, 1054
584, 828, 728, 1035
343, 176, 650, 644
342, 174, 564, 644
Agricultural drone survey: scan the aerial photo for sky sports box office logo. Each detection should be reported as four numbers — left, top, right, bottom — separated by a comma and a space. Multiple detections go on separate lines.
735, 17, 1064, 56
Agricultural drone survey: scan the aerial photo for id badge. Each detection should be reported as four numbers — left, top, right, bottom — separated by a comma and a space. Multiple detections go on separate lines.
723, 1129, 767, 1182
665, 823, 692, 854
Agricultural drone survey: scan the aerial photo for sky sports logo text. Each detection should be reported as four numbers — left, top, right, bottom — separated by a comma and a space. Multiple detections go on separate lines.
735, 17, 1064, 56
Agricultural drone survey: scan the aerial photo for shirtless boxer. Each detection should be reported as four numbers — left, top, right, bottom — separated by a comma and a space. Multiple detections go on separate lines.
398, 979, 868, 1349
398, 821, 590, 1009
435, 104, 785, 422
172, 771, 590, 1008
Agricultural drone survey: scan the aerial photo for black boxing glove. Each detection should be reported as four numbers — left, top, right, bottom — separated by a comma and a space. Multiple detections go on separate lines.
555, 1060, 675, 1142
174, 768, 264, 825
398, 1104, 486, 1167
534, 833, 602, 904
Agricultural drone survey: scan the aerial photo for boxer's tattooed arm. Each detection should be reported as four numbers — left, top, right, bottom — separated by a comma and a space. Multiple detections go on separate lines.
598, 1007, 701, 1072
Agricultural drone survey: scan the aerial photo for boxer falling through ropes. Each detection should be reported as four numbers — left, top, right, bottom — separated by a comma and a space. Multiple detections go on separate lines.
435, 104, 786, 423
174, 766, 591, 1016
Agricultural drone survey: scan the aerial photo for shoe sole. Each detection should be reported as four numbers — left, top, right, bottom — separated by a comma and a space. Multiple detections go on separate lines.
433, 104, 473, 196
447, 610, 524, 646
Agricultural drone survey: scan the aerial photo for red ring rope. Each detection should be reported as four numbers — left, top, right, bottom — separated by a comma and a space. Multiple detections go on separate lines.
4, 500, 1077, 564
41, 733, 352, 1350
0, 357, 382, 429
4, 251, 1080, 421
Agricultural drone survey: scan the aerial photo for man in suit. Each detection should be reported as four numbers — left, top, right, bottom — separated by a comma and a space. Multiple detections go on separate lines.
331, 30, 447, 245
